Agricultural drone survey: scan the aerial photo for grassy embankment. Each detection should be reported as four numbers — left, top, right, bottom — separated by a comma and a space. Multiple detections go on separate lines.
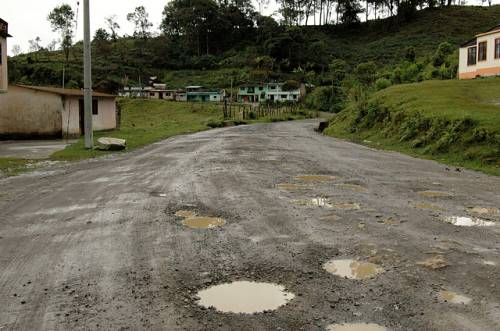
325, 77, 500, 175
0, 99, 313, 175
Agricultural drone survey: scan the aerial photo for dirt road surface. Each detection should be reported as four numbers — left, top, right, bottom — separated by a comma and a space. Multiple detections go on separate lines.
0, 120, 499, 330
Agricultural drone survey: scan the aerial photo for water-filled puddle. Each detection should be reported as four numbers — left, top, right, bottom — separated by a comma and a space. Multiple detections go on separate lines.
418, 191, 453, 198
439, 290, 471, 304
295, 175, 337, 182
175, 210, 226, 229
183, 217, 225, 229
323, 259, 384, 280
412, 202, 444, 211
442, 216, 495, 227
335, 184, 366, 192
196, 281, 295, 314
276, 183, 310, 190
327, 323, 387, 331
468, 207, 500, 215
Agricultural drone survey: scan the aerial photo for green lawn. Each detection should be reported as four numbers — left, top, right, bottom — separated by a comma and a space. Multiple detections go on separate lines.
325, 77, 500, 175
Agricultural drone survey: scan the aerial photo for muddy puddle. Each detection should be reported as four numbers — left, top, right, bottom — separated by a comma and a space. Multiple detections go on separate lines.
418, 191, 453, 198
321, 214, 340, 221
295, 175, 337, 182
196, 281, 295, 314
276, 183, 311, 190
467, 207, 500, 215
175, 210, 226, 229
416, 255, 448, 269
323, 259, 384, 280
327, 323, 387, 331
439, 290, 471, 304
335, 184, 366, 192
412, 202, 444, 211
441, 216, 495, 227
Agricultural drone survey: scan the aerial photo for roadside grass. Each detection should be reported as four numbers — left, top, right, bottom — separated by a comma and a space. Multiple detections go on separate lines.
325, 77, 500, 176
51, 98, 314, 161
0, 158, 35, 177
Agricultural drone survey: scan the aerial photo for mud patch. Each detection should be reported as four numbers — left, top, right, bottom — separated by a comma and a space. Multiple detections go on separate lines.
295, 175, 337, 182
418, 191, 453, 198
276, 183, 310, 190
441, 216, 495, 227
327, 323, 387, 331
439, 290, 472, 305
292, 198, 333, 208
323, 259, 384, 280
175, 210, 197, 218
196, 281, 295, 314
321, 214, 340, 221
333, 202, 361, 210
416, 255, 448, 269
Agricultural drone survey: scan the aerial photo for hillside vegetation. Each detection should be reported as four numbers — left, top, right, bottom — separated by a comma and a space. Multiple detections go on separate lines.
325, 77, 500, 175
8, 6, 500, 91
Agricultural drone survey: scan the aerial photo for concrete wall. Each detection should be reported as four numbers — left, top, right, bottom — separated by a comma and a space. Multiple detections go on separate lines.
459, 30, 500, 79
0, 86, 63, 138
0, 36, 7, 92
61, 96, 117, 137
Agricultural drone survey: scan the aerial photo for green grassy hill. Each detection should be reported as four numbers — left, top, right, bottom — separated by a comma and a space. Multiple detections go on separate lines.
8, 5, 500, 90
325, 77, 500, 175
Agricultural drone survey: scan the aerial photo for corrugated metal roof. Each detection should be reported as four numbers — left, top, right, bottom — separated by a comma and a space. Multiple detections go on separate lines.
16, 85, 116, 98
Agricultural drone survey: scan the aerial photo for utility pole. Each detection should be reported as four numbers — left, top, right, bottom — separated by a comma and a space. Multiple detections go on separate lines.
83, 0, 93, 149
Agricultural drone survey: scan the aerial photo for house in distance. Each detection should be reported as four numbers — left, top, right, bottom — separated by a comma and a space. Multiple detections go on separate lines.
237, 82, 303, 103
459, 24, 500, 79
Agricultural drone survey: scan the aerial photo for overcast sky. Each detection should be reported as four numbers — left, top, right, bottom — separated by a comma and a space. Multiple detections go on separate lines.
2, 0, 498, 55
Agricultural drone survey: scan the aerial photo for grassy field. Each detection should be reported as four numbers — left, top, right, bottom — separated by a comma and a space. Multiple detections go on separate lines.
325, 77, 500, 175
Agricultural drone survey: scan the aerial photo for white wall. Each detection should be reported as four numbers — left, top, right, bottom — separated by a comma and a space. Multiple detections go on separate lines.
0, 36, 7, 91
459, 30, 500, 79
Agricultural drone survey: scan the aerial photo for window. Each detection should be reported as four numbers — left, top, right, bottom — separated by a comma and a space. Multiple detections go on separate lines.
259, 87, 263, 91
495, 38, 500, 59
0, 42, 2, 64
292, 95, 297, 99
478, 41, 487, 61
467, 46, 477, 66
281, 94, 287, 99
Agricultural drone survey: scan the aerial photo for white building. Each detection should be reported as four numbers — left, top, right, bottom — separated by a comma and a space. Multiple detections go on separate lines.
0, 18, 11, 92
459, 24, 500, 79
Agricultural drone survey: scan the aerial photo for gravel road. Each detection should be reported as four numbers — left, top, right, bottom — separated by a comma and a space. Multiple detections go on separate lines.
0, 120, 499, 330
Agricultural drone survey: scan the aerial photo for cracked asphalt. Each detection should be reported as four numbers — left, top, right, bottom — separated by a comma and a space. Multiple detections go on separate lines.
0, 120, 499, 330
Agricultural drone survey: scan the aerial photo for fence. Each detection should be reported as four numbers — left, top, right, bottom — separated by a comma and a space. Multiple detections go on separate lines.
222, 101, 302, 120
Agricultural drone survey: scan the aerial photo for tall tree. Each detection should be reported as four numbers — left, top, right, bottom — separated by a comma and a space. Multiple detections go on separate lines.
11, 44, 22, 56
48, 3, 75, 86
127, 6, 153, 39
105, 15, 121, 41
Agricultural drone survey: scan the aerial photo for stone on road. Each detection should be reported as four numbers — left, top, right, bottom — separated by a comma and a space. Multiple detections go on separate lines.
0, 120, 499, 330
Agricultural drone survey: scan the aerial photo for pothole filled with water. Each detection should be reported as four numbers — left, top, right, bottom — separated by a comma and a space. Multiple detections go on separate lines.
439, 290, 471, 304
196, 281, 295, 314
295, 175, 337, 182
327, 323, 387, 331
335, 184, 367, 192
323, 259, 384, 280
441, 216, 495, 227
276, 183, 311, 190
175, 210, 226, 229
418, 191, 453, 198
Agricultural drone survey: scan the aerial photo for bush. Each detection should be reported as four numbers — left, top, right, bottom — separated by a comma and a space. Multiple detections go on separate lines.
374, 78, 392, 91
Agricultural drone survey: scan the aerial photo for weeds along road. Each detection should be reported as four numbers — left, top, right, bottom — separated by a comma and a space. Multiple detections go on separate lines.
0, 120, 499, 330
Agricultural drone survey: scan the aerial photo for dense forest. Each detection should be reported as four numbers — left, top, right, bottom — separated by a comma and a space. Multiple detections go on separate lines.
7, 3, 500, 97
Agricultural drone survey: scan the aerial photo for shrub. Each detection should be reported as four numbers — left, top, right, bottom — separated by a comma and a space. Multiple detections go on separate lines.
374, 78, 392, 91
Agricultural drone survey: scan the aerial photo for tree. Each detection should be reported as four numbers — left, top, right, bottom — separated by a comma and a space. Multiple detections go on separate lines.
28, 37, 42, 53
105, 15, 121, 41
94, 28, 110, 42
48, 3, 75, 85
47, 40, 58, 52
354, 61, 377, 86
11, 44, 22, 56
127, 6, 153, 38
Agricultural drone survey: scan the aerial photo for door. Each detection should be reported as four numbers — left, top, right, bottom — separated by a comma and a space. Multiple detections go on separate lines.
78, 99, 85, 135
